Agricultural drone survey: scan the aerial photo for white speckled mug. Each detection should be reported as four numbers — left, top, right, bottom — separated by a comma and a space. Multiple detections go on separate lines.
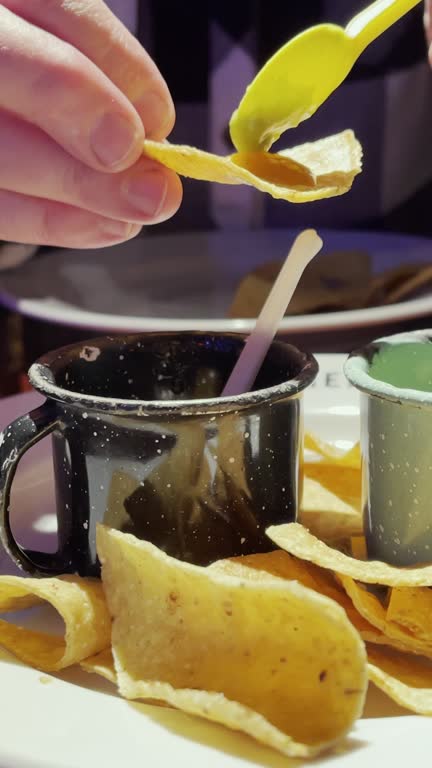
0, 332, 318, 577
345, 330, 432, 566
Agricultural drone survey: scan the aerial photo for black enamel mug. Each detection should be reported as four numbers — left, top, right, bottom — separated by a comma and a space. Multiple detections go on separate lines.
0, 332, 318, 577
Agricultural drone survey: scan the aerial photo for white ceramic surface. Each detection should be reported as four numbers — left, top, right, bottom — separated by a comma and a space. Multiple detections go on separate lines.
0, 355, 427, 768
0, 229, 431, 336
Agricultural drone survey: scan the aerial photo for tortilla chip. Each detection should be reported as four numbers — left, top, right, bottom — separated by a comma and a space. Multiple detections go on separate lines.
304, 463, 361, 513
210, 547, 432, 715
210, 550, 384, 645
303, 434, 362, 520
301, 476, 362, 542
339, 576, 432, 657
283, 133, 362, 189
223, 549, 432, 658
143, 130, 362, 203
229, 250, 372, 319
0, 575, 111, 672
210, 549, 346, 602
0, 587, 43, 613
351, 536, 367, 560
387, 588, 432, 643
80, 649, 116, 684
367, 645, 432, 715
97, 526, 367, 758
304, 434, 361, 469
267, 524, 432, 587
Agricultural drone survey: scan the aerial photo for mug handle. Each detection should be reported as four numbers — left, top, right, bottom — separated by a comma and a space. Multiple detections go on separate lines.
0, 400, 64, 576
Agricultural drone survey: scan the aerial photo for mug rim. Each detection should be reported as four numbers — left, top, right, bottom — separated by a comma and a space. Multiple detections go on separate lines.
28, 331, 319, 416
344, 329, 432, 408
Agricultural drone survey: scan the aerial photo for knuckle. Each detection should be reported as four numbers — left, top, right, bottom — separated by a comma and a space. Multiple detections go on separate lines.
60, 160, 89, 206
34, 0, 93, 16
39, 201, 58, 243
29, 42, 94, 110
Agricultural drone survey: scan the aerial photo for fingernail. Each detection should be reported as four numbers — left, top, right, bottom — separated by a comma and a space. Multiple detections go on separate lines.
135, 90, 174, 140
91, 113, 141, 169
123, 171, 168, 217
101, 219, 136, 240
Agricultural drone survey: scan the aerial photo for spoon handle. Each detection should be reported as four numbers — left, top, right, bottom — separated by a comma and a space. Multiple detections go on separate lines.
346, 0, 422, 52
221, 230, 323, 398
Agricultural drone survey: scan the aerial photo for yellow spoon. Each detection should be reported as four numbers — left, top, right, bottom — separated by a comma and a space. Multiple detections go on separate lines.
230, 0, 422, 153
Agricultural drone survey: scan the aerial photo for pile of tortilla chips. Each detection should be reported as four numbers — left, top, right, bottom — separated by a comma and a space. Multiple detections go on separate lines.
1, 436, 432, 760
0, 519, 367, 760
268, 522, 432, 716
301, 432, 362, 545
290, 437, 432, 716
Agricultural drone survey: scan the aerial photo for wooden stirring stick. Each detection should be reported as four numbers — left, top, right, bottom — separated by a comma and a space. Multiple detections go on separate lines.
222, 229, 323, 397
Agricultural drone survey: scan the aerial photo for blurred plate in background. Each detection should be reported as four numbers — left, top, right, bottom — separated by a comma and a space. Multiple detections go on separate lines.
0, 229, 431, 353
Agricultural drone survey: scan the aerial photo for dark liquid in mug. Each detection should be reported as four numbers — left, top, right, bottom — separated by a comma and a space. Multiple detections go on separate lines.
42, 335, 308, 574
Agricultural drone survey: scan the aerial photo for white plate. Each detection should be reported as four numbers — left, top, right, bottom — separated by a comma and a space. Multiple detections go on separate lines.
0, 229, 431, 336
0, 354, 428, 768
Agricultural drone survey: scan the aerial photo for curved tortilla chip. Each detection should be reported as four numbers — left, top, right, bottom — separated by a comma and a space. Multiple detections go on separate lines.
80, 648, 116, 684
211, 552, 432, 714
301, 476, 362, 542
267, 524, 432, 586
304, 464, 361, 514
143, 130, 362, 203
367, 646, 432, 715
339, 576, 432, 658
351, 535, 367, 560
387, 588, 432, 642
210, 550, 384, 645
304, 434, 361, 469
97, 526, 367, 759
0, 575, 111, 672
0, 586, 43, 614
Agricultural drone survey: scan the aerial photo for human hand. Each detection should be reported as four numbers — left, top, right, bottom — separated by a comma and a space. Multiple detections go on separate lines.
0, 0, 182, 248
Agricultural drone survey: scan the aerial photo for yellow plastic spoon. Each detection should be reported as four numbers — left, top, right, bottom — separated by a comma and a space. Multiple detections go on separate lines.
230, 0, 422, 153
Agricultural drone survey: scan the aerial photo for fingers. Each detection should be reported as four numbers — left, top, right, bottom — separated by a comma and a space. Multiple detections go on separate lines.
0, 190, 144, 249
2, 0, 175, 141
0, 1, 182, 245
0, 4, 147, 172
0, 112, 182, 225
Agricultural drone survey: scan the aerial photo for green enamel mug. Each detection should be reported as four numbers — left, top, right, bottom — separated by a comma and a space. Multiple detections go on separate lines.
344, 330, 432, 566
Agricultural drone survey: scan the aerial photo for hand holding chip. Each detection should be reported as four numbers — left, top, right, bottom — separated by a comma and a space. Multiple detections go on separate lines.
0, 0, 366, 249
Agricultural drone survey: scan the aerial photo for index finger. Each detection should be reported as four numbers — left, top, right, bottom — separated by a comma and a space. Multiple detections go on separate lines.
0, 5, 147, 173
3, 0, 175, 141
